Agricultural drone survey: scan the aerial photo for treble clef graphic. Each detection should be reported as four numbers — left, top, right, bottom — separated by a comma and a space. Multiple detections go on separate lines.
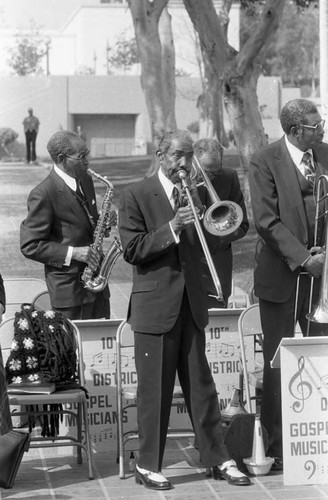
288, 356, 312, 413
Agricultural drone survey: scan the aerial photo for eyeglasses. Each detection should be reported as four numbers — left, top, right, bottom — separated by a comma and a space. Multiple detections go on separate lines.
300, 120, 325, 133
64, 152, 89, 162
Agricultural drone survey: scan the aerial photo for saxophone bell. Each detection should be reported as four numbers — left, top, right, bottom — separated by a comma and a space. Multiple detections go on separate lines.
81, 169, 123, 292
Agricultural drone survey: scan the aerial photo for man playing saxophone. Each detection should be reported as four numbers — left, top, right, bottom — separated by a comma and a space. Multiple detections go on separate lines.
20, 129, 117, 320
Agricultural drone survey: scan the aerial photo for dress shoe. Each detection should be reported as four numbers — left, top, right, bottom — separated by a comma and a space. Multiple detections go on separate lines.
212, 460, 251, 486
135, 465, 172, 490
270, 457, 283, 472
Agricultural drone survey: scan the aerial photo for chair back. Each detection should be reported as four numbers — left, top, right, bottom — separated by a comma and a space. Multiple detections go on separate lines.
3, 278, 47, 318
0, 317, 15, 364
32, 291, 51, 311
238, 303, 263, 413
238, 303, 262, 337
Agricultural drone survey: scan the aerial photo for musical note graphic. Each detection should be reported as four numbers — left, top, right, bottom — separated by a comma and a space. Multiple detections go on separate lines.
317, 373, 328, 390
91, 352, 103, 367
205, 341, 211, 353
219, 342, 234, 357
304, 460, 316, 480
112, 353, 128, 367
288, 356, 312, 413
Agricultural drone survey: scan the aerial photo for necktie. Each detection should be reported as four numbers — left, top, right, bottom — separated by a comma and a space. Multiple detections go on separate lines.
302, 151, 315, 185
76, 181, 86, 204
172, 186, 180, 213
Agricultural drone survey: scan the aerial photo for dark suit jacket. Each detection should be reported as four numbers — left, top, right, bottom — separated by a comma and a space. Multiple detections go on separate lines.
118, 174, 208, 334
198, 167, 249, 300
0, 274, 5, 312
249, 137, 328, 303
20, 168, 109, 308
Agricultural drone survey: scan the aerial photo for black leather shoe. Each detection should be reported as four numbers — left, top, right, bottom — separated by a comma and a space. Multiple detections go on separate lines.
270, 457, 283, 472
135, 467, 172, 490
213, 461, 251, 486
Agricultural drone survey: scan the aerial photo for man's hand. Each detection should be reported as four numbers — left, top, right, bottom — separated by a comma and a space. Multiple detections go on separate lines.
303, 251, 325, 278
72, 246, 100, 270
171, 205, 200, 234
181, 178, 204, 212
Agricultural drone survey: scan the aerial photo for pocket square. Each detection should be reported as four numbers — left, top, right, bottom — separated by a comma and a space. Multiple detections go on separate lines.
92, 199, 95, 205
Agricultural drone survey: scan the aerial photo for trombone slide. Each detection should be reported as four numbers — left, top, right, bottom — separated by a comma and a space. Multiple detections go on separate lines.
178, 169, 224, 303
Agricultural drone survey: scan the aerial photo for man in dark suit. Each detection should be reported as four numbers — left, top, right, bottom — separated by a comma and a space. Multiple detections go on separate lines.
249, 99, 328, 471
20, 129, 116, 320
194, 138, 249, 308
118, 130, 250, 490
0, 274, 5, 323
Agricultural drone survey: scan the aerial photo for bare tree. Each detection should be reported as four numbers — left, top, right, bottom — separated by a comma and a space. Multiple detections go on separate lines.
127, 0, 177, 151
183, 0, 285, 205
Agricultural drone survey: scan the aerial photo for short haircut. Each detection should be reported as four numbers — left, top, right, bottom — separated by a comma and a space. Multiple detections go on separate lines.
194, 138, 223, 155
280, 99, 318, 134
157, 129, 192, 155
47, 130, 80, 162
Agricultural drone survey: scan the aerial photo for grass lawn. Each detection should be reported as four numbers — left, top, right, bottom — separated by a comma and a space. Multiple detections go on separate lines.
0, 154, 256, 294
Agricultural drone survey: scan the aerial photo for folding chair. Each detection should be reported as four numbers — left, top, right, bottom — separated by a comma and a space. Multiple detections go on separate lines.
3, 278, 47, 318
0, 317, 95, 479
116, 320, 195, 478
32, 290, 51, 311
237, 303, 263, 414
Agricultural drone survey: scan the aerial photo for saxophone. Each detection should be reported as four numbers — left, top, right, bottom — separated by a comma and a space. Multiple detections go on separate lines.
81, 168, 123, 292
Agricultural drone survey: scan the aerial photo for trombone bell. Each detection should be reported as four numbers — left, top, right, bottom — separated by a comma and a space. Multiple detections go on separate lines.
204, 201, 243, 236
192, 154, 243, 237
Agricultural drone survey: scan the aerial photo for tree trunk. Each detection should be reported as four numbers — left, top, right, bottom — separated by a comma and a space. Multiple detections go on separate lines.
184, 0, 286, 212
128, 0, 173, 148
159, 6, 177, 132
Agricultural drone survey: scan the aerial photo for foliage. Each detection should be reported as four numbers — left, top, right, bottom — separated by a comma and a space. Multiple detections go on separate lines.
7, 19, 50, 76
75, 65, 95, 76
0, 127, 19, 157
106, 34, 139, 73
240, 1, 319, 87
186, 120, 199, 134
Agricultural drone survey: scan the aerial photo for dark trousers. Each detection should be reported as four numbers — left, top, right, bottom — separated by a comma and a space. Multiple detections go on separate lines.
259, 274, 328, 458
134, 291, 229, 472
25, 130, 37, 163
53, 295, 110, 320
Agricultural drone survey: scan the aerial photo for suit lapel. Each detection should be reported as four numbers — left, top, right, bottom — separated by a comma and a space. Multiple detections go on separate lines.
50, 169, 94, 235
147, 174, 175, 222
274, 139, 308, 233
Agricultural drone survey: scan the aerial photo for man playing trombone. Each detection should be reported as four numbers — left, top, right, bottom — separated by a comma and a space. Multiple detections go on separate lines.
249, 99, 328, 472
119, 129, 250, 490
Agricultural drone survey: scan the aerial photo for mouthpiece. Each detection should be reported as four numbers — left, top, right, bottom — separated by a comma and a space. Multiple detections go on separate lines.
178, 169, 187, 180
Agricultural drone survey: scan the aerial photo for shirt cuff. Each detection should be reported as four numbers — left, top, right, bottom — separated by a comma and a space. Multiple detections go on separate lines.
301, 255, 311, 268
64, 246, 73, 266
169, 221, 180, 243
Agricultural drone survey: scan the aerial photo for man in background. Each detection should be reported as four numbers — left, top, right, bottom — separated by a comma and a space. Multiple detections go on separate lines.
194, 138, 249, 308
23, 108, 40, 164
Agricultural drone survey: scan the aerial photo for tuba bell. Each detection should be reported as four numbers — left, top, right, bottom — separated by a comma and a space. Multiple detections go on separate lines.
306, 174, 328, 323
192, 154, 243, 236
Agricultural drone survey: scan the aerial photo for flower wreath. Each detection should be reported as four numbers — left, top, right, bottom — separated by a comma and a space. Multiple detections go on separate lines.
6, 303, 77, 387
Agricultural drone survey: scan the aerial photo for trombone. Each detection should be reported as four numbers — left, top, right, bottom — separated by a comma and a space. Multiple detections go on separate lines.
178, 153, 243, 303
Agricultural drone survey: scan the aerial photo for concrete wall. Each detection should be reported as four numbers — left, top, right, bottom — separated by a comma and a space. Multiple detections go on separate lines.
0, 74, 301, 159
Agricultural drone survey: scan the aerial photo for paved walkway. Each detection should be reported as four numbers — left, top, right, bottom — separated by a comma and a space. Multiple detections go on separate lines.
2, 440, 328, 499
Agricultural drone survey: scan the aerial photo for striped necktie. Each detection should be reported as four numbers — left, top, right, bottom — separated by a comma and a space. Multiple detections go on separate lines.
172, 186, 180, 212
302, 152, 315, 185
